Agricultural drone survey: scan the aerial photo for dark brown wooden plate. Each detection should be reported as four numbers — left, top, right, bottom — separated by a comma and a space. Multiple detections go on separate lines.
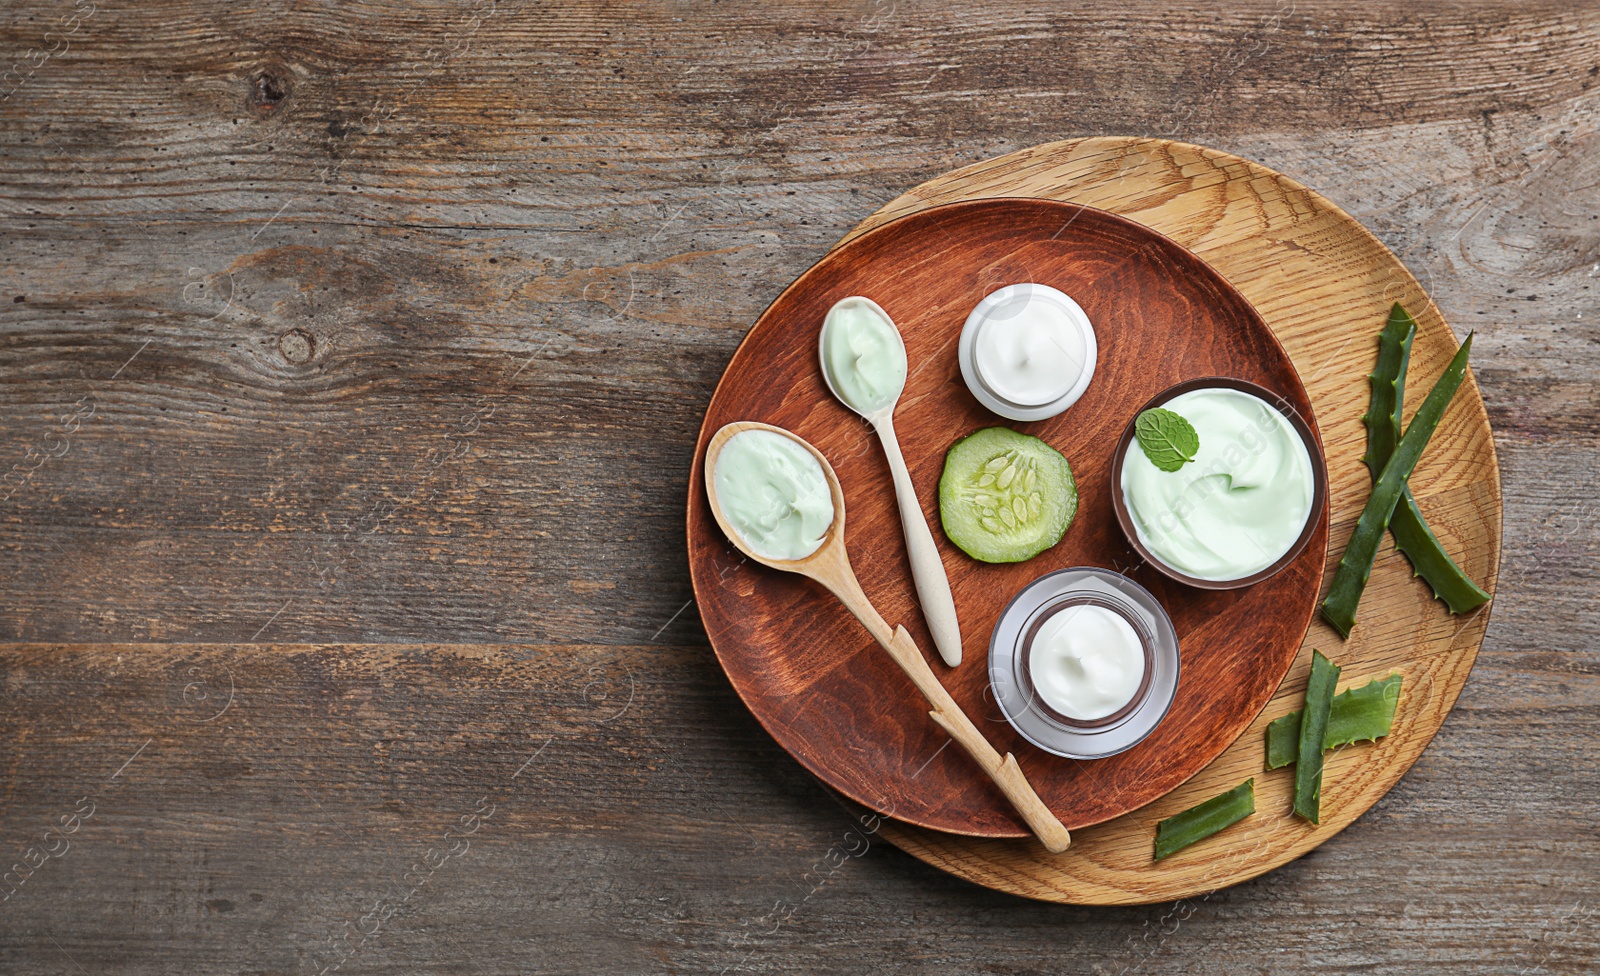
686, 198, 1330, 838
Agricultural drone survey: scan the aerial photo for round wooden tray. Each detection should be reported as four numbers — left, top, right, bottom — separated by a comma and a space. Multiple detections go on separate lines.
837, 137, 1502, 903
687, 199, 1331, 838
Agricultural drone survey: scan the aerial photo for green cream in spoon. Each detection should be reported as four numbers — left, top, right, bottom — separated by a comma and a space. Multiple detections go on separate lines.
711, 429, 834, 562
818, 296, 963, 668
820, 297, 908, 414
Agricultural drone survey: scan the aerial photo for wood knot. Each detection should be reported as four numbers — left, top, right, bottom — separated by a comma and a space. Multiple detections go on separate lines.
248, 68, 292, 114
277, 328, 315, 364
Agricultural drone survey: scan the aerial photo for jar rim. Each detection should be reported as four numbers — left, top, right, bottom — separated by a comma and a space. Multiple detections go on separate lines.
1015, 594, 1157, 729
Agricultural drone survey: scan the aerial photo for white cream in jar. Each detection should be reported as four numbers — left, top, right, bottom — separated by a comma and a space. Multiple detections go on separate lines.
1027, 603, 1146, 721
959, 283, 1097, 421
990, 568, 1179, 759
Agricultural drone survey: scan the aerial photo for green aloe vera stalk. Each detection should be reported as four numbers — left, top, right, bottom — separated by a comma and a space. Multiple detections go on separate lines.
1361, 304, 1415, 482
1153, 779, 1255, 860
1266, 672, 1403, 769
1367, 305, 1490, 615
1321, 333, 1475, 638
1293, 650, 1340, 824
1392, 493, 1490, 611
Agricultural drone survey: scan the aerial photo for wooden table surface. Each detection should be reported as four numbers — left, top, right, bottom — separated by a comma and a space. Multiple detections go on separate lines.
1, 2, 1595, 973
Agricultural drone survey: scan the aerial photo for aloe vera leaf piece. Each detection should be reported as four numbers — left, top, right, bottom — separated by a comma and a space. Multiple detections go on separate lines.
1266, 673, 1403, 770
1361, 303, 1415, 482
1293, 650, 1340, 824
1368, 304, 1490, 615
1392, 494, 1491, 612
1321, 333, 1475, 638
1154, 779, 1255, 860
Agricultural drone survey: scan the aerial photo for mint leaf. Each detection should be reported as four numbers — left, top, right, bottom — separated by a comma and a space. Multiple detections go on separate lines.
1134, 407, 1199, 472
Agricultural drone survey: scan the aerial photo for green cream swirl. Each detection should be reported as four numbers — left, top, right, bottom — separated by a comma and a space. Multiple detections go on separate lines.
1121, 388, 1314, 581
821, 297, 907, 415
713, 430, 834, 561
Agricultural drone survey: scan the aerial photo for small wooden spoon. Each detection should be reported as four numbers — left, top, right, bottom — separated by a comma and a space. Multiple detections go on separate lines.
818, 296, 964, 669
704, 420, 1071, 853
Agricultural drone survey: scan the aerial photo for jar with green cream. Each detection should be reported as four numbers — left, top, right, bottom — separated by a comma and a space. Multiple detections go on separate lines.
1119, 386, 1317, 583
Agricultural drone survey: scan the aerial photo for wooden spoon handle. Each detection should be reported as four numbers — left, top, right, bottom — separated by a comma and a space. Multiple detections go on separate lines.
810, 553, 1070, 853
874, 416, 964, 668
924, 711, 1071, 852
895, 627, 1072, 854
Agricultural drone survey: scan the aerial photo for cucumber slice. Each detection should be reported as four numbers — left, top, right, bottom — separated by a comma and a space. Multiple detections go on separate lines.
938, 427, 1077, 563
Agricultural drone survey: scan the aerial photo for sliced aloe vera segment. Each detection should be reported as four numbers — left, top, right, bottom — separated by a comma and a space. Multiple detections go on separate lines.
1361, 303, 1415, 482
1367, 304, 1490, 615
1266, 672, 1403, 770
1393, 493, 1490, 611
1293, 650, 1340, 824
1154, 778, 1255, 860
1322, 334, 1475, 638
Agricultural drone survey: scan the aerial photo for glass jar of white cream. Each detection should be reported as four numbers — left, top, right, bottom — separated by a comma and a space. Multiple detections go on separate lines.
989, 567, 1180, 759
958, 283, 1098, 421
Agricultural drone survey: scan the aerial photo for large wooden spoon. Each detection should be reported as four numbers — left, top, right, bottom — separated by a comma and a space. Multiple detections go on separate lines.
704, 420, 1071, 853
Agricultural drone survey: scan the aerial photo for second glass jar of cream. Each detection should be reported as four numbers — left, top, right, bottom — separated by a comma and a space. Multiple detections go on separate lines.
989, 567, 1180, 759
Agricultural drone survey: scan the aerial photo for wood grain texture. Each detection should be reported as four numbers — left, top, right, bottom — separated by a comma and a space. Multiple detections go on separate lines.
1, 0, 1597, 972
689, 199, 1329, 837
841, 138, 1502, 903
